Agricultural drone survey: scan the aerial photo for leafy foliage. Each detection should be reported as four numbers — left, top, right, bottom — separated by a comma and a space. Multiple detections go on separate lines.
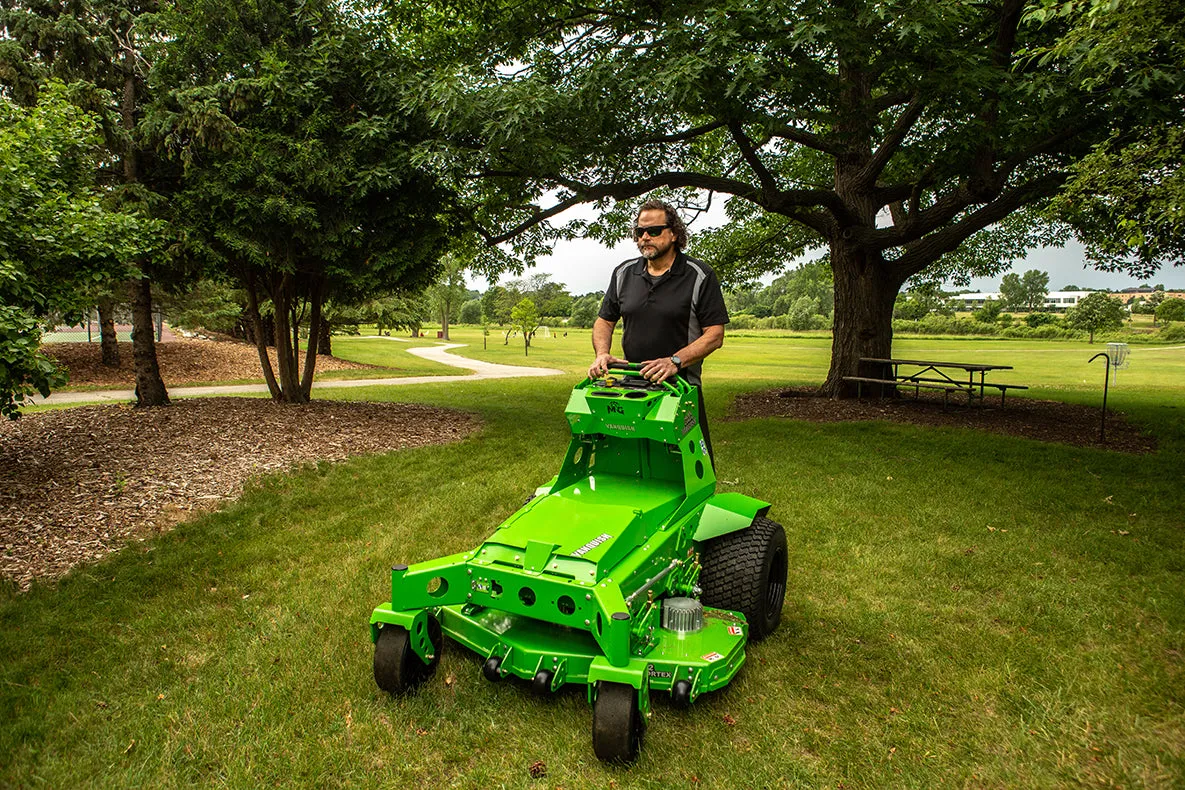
1067, 292, 1126, 342
0, 85, 160, 414
998, 269, 1051, 312
152, 0, 452, 400
509, 298, 540, 355
1155, 298, 1185, 324
404, 0, 1182, 392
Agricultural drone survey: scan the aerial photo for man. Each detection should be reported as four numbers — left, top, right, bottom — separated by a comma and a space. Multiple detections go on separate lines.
588, 199, 729, 462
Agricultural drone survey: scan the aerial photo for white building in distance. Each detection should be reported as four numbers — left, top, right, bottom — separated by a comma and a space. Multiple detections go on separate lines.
950, 291, 1095, 312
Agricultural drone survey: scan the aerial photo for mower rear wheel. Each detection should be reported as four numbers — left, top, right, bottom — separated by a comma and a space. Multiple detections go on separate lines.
592, 682, 644, 763
698, 516, 787, 640
373, 618, 442, 694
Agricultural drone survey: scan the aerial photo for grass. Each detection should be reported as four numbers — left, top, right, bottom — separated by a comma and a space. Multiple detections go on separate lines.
3, 335, 1183, 787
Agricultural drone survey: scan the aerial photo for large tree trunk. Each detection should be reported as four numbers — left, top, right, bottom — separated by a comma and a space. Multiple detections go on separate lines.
130, 278, 169, 407
97, 297, 119, 367
821, 243, 904, 398
268, 273, 308, 404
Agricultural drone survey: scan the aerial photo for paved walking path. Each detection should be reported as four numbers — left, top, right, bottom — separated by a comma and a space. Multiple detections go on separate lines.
36, 343, 566, 405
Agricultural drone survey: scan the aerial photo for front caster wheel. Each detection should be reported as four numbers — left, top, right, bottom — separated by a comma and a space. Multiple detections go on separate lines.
592, 682, 644, 764
533, 669, 554, 694
373, 617, 441, 694
482, 656, 503, 682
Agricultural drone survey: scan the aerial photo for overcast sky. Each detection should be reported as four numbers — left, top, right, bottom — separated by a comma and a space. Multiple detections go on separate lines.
467, 204, 1185, 296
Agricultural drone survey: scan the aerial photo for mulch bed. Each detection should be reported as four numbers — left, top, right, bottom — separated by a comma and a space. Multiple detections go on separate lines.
728, 386, 1157, 454
1, 398, 479, 591
44, 338, 375, 389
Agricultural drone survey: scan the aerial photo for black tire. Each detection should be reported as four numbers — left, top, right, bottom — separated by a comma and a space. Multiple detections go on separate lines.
698, 515, 787, 640
373, 617, 442, 694
592, 682, 644, 764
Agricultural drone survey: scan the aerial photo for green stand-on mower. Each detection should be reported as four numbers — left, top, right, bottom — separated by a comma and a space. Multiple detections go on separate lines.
369, 363, 787, 763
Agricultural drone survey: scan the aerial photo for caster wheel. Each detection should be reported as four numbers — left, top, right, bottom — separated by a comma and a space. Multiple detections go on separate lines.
482, 655, 503, 682
592, 682, 644, 764
373, 617, 441, 694
671, 679, 692, 706
533, 669, 554, 694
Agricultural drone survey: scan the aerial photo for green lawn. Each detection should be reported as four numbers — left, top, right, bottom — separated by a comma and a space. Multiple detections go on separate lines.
3, 335, 1183, 787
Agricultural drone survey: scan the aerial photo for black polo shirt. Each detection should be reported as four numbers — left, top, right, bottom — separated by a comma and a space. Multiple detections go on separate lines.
597, 251, 729, 386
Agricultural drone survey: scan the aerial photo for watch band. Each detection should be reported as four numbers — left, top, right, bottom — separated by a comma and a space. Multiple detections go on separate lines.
670, 355, 682, 370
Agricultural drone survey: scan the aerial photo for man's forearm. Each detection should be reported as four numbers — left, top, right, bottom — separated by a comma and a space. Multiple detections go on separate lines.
592, 318, 615, 356
675, 325, 724, 367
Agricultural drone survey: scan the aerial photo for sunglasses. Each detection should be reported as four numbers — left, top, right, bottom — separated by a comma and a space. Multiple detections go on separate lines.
633, 224, 670, 240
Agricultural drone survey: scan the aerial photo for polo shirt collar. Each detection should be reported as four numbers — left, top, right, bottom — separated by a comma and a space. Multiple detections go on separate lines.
632, 250, 687, 277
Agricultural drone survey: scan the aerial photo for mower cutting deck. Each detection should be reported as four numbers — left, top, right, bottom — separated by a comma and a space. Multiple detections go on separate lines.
370, 363, 787, 763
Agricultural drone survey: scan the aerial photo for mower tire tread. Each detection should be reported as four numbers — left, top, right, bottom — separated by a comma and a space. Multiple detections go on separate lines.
698, 515, 787, 640
373, 618, 442, 694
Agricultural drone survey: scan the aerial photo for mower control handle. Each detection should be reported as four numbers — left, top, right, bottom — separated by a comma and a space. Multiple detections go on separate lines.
599, 362, 680, 395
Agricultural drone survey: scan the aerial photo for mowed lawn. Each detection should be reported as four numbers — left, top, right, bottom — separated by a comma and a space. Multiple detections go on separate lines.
2, 333, 1183, 787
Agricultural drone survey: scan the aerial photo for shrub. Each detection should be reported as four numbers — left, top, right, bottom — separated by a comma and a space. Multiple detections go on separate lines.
1156, 298, 1185, 323
1024, 312, 1057, 328
1159, 322, 1185, 342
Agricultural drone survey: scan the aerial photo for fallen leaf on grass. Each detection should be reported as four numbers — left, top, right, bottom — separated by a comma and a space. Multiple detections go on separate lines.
528, 760, 547, 779
722, 714, 737, 725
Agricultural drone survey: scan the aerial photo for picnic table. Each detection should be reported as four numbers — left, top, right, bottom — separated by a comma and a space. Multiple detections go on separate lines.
844, 357, 1028, 407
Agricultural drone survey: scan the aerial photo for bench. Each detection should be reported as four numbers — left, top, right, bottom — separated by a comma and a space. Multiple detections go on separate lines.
842, 376, 971, 408
895, 376, 1028, 405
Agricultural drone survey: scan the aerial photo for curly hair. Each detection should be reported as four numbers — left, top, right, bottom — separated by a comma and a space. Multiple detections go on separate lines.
637, 199, 689, 249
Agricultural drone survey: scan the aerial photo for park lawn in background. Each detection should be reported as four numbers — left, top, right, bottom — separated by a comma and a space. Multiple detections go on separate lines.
2, 341, 1183, 787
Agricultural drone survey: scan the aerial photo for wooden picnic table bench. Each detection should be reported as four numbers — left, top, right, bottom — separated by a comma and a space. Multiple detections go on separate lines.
848, 358, 1028, 406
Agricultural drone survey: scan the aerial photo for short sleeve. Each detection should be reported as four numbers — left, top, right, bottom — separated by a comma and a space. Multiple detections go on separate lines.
597, 268, 622, 322
696, 268, 730, 327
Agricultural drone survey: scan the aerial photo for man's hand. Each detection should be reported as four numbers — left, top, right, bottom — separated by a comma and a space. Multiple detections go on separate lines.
588, 353, 623, 380
639, 356, 679, 384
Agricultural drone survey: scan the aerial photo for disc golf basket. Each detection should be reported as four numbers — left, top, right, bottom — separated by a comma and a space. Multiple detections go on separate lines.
1089, 344, 1131, 443
1106, 342, 1130, 379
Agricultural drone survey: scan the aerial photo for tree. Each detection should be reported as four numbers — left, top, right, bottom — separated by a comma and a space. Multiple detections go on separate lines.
509, 298, 540, 356
973, 299, 1003, 325
428, 255, 469, 341
1155, 298, 1185, 324
1, 0, 178, 406
998, 269, 1051, 312
0, 85, 158, 415
1067, 292, 1125, 342
459, 298, 483, 324
407, 0, 1183, 395
569, 292, 603, 328
155, 0, 451, 402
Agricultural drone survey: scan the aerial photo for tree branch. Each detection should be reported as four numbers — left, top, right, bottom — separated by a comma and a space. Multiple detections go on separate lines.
857, 93, 926, 187
728, 121, 779, 196
890, 172, 1067, 277
769, 123, 843, 156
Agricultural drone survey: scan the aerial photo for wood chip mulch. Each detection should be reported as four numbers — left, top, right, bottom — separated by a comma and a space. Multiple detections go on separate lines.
44, 338, 376, 388
1, 398, 479, 591
728, 387, 1157, 454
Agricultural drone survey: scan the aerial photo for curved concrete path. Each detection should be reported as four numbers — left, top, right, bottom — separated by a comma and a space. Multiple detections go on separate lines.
35, 342, 565, 405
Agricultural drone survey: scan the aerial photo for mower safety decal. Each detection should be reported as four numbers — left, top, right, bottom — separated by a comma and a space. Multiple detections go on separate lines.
571, 533, 613, 557
728, 625, 744, 636
702, 652, 725, 663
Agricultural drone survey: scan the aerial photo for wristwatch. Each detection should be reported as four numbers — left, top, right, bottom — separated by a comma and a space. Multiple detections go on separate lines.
669, 355, 682, 371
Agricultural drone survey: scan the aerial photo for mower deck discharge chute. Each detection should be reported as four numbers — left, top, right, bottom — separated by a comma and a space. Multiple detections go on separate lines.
370, 363, 787, 763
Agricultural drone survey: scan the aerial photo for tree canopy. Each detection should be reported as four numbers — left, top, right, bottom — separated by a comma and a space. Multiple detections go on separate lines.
151, 0, 453, 401
0, 84, 160, 416
403, 0, 1184, 394
999, 269, 1050, 312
